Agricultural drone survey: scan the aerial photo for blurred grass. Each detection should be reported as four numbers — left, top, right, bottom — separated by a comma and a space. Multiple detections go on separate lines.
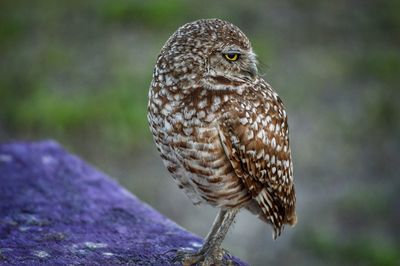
10, 83, 149, 140
96, 0, 188, 27
297, 228, 400, 266
351, 49, 400, 85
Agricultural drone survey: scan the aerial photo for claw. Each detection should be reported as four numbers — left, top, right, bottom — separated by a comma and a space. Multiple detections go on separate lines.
171, 248, 234, 266
173, 249, 204, 265
162, 248, 179, 256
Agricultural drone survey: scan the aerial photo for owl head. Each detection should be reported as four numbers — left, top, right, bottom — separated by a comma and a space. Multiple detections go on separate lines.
157, 19, 258, 89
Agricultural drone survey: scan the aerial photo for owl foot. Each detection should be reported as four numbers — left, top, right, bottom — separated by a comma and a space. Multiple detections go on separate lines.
173, 247, 235, 266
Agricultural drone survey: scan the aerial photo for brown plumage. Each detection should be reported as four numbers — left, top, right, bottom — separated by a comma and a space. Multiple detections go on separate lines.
148, 18, 296, 265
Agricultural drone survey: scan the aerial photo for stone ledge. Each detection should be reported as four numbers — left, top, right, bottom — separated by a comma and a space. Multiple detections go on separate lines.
0, 140, 247, 265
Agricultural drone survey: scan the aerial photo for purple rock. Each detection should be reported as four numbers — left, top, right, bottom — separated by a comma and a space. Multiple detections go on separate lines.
0, 140, 247, 265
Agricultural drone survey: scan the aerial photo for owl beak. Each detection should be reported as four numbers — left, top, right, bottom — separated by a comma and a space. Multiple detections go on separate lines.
240, 63, 258, 80
249, 63, 258, 78
242, 63, 257, 80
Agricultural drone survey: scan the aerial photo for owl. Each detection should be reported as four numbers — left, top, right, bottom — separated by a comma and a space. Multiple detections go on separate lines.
148, 19, 297, 265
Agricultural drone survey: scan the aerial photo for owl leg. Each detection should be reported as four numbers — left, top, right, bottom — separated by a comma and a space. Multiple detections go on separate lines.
174, 208, 238, 266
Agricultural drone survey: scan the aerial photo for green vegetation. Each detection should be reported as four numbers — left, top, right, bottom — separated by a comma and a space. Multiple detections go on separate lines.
297, 228, 400, 266
96, 0, 188, 27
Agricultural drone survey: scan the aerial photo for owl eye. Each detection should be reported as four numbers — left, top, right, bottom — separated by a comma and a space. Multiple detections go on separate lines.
224, 53, 240, 61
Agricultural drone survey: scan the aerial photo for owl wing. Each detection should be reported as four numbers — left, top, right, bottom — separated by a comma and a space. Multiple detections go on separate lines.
217, 85, 296, 238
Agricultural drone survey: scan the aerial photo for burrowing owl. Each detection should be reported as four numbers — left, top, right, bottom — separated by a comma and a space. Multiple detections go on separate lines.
148, 19, 297, 265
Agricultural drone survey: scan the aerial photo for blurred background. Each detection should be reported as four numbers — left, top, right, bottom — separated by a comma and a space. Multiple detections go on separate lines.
1, 0, 399, 265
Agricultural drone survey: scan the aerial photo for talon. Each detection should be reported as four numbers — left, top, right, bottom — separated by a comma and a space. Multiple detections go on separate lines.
172, 248, 232, 266
162, 248, 179, 256
173, 249, 205, 265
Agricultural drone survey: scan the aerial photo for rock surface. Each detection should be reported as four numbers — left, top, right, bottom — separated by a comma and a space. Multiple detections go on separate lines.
0, 140, 247, 265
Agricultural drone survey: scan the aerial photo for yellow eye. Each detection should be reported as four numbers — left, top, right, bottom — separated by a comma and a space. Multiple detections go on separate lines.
224, 53, 239, 61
